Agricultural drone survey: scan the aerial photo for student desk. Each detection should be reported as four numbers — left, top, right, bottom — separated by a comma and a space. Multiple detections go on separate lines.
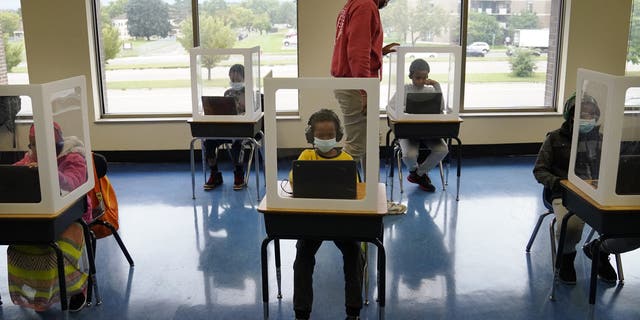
385, 116, 463, 200
551, 180, 640, 304
188, 117, 264, 199
0, 198, 98, 311
257, 183, 389, 320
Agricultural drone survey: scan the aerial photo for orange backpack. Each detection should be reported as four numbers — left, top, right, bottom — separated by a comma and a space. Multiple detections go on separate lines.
88, 159, 119, 239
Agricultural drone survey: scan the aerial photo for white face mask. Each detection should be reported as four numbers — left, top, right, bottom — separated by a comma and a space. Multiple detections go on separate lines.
579, 119, 596, 133
314, 137, 337, 153
230, 82, 244, 90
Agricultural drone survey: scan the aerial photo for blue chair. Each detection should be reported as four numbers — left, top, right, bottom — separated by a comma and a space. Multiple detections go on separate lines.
526, 188, 554, 252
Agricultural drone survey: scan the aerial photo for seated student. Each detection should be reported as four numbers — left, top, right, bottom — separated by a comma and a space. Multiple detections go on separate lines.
534, 93, 640, 284
203, 64, 249, 191
9, 123, 91, 312
387, 59, 448, 192
291, 109, 363, 320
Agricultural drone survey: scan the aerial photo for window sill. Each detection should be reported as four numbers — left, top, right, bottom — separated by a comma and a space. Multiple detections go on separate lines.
459, 111, 562, 117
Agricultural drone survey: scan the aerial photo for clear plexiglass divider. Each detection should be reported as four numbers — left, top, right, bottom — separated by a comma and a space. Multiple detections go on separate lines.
263, 72, 380, 212
0, 76, 94, 214
568, 68, 640, 206
386, 45, 462, 121
190, 46, 262, 122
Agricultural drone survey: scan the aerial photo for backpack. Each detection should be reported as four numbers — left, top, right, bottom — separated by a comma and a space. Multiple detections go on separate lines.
88, 155, 120, 239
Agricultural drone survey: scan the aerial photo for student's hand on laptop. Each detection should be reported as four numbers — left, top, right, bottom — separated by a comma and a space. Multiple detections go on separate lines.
425, 79, 439, 86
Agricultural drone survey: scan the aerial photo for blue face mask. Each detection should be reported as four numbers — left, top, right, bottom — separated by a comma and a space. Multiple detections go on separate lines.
314, 137, 337, 153
579, 119, 596, 133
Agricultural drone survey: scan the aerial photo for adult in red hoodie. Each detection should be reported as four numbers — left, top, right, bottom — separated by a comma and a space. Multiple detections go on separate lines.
331, 0, 398, 162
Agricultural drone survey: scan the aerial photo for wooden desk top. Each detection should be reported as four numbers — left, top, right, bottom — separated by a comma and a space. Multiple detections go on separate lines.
388, 115, 463, 124
258, 183, 388, 216
0, 199, 83, 219
561, 180, 640, 211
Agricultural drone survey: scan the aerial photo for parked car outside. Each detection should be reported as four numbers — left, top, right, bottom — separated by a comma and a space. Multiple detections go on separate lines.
282, 30, 297, 47
468, 41, 490, 53
466, 46, 485, 57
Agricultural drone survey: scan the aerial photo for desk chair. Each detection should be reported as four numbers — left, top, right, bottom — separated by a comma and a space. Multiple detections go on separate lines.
583, 229, 625, 284
386, 138, 446, 201
89, 153, 134, 271
526, 188, 554, 252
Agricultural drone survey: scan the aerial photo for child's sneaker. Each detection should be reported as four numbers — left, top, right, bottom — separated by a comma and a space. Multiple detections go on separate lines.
407, 171, 435, 192
233, 169, 246, 190
407, 170, 421, 184
583, 240, 617, 283
204, 171, 223, 190
68, 293, 86, 312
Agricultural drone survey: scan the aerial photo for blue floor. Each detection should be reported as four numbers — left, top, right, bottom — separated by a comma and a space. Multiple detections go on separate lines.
1, 156, 639, 320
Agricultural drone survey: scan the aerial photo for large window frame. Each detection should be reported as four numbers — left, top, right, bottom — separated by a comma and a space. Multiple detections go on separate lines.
91, 0, 299, 118
460, 0, 566, 113
91, 0, 565, 118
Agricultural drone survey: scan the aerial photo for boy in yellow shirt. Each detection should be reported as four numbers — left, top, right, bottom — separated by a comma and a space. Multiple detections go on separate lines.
292, 109, 363, 320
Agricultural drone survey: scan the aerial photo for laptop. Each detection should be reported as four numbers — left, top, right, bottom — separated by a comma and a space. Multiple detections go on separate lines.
405, 92, 443, 114
202, 96, 238, 115
0, 165, 41, 203
292, 160, 357, 199
616, 154, 640, 195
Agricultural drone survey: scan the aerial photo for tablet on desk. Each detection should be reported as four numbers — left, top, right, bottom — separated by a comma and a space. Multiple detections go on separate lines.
0, 165, 41, 203
292, 160, 357, 199
202, 96, 238, 115
405, 92, 442, 114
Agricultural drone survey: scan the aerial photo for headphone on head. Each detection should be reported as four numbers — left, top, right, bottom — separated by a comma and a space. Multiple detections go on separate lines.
304, 109, 344, 144
563, 92, 600, 121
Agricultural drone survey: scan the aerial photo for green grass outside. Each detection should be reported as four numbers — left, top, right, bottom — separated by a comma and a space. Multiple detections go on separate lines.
106, 72, 545, 90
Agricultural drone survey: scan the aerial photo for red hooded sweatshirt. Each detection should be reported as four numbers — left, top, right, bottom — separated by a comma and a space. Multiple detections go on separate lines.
331, 0, 383, 79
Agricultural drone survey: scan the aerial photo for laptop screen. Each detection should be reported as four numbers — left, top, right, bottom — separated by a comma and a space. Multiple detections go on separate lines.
292, 160, 357, 199
0, 165, 41, 203
202, 96, 238, 115
405, 92, 442, 114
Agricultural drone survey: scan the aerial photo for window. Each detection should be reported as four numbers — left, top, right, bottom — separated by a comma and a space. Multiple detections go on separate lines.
94, 0, 297, 116
626, 0, 640, 108
381, 0, 564, 112
0, 1, 31, 115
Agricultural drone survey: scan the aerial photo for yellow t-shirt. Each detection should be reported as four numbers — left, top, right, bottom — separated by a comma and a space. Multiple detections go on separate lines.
288, 149, 354, 183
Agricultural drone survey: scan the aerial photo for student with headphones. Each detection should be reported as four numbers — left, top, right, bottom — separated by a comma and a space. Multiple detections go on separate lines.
291, 108, 364, 320
533, 93, 620, 285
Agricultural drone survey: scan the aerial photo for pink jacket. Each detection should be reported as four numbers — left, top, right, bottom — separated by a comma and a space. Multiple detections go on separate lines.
14, 143, 94, 222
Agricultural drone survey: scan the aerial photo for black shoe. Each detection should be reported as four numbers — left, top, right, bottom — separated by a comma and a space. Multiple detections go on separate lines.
558, 251, 577, 284
204, 171, 223, 190
68, 293, 86, 312
407, 171, 436, 192
233, 169, 246, 190
345, 317, 360, 320
583, 240, 617, 283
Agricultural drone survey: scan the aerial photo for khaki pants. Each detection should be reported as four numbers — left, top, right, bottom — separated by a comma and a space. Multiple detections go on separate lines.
552, 198, 585, 253
334, 89, 366, 161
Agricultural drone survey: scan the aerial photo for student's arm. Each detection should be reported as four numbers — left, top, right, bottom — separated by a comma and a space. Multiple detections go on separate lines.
428, 80, 448, 113
533, 135, 560, 191
57, 153, 88, 191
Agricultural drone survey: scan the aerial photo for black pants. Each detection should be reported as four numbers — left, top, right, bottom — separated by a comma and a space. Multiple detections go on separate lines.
293, 239, 363, 319
204, 139, 244, 169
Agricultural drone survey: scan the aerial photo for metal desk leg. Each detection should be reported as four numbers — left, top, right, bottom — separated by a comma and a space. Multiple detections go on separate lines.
453, 137, 462, 201
50, 242, 68, 311
190, 138, 198, 199
79, 219, 101, 306
261, 237, 272, 319
615, 254, 624, 284
373, 239, 386, 320
274, 239, 282, 299
589, 237, 602, 305
550, 211, 575, 301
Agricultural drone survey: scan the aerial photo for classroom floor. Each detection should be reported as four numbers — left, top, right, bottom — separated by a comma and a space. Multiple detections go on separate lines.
1, 156, 639, 320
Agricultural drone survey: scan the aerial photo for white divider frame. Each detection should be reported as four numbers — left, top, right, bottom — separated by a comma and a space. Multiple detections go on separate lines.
568, 68, 640, 206
263, 73, 380, 212
190, 46, 262, 122
0, 76, 94, 214
387, 45, 462, 121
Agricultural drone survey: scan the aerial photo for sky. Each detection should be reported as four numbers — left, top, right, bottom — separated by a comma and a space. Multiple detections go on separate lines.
0, 0, 20, 10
